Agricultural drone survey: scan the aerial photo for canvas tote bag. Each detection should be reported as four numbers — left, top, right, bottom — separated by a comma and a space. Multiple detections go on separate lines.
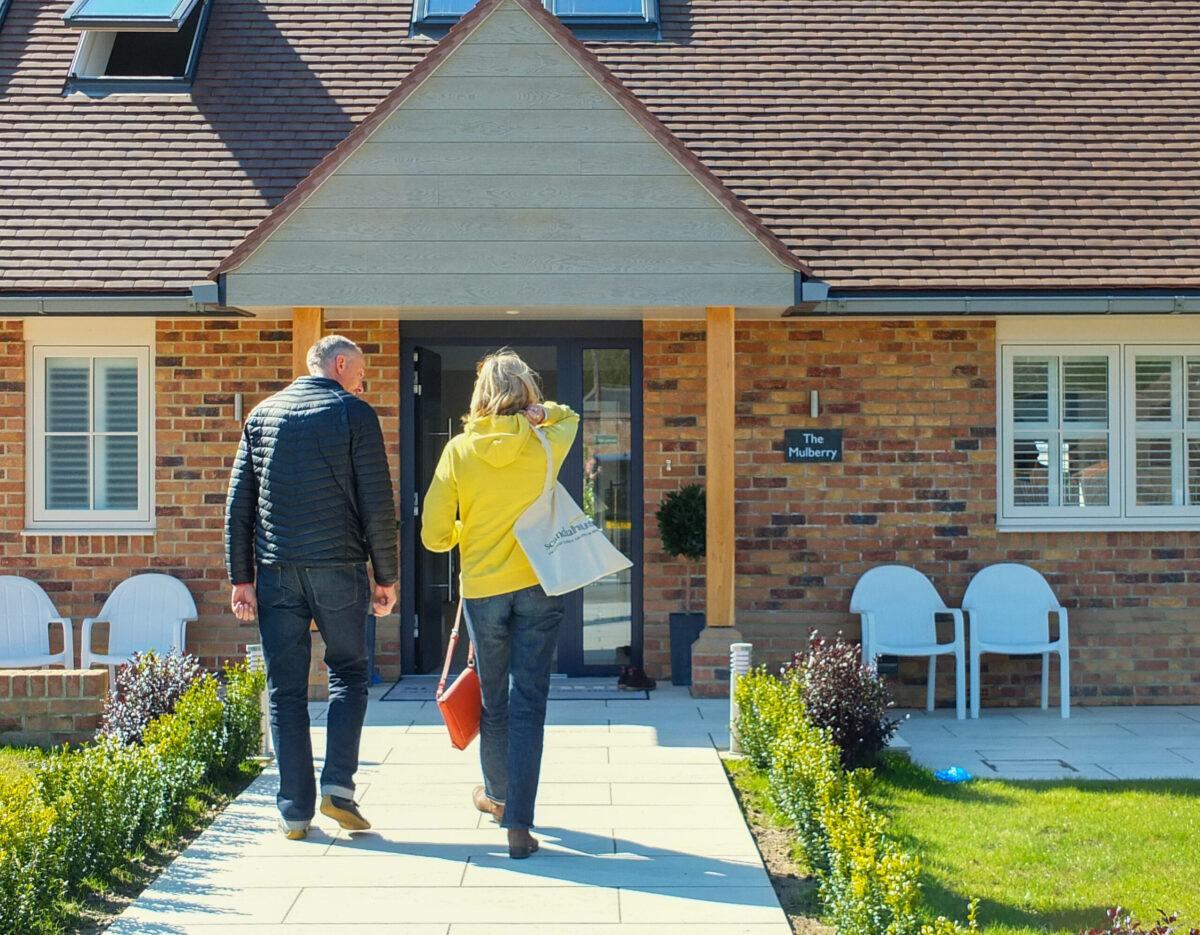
512, 426, 632, 596
435, 599, 481, 750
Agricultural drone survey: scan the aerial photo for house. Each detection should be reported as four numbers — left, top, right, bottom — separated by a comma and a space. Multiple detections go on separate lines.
2, 0, 1198, 706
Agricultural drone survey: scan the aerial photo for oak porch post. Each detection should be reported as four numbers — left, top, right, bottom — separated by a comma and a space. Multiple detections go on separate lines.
292, 307, 327, 697
690, 305, 743, 697
292, 307, 323, 378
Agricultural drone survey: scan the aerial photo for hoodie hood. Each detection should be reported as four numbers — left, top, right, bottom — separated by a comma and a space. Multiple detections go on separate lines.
463, 414, 534, 467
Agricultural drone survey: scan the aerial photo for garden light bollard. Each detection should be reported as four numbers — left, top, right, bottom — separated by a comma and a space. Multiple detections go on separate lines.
729, 641, 754, 754
245, 642, 273, 757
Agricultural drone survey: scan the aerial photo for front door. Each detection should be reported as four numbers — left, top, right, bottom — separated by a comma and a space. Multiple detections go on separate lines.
398, 324, 641, 677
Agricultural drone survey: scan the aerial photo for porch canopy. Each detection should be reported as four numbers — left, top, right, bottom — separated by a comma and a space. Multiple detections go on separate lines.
209, 0, 818, 639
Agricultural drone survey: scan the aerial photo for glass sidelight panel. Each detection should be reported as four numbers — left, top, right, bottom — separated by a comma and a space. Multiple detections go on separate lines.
581, 349, 632, 667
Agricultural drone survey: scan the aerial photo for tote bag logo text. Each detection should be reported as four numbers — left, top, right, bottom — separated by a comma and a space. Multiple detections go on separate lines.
544, 514, 601, 555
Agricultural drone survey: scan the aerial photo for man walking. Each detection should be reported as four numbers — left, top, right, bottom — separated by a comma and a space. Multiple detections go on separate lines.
225, 335, 398, 840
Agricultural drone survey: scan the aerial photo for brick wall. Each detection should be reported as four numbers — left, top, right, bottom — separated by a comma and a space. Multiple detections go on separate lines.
0, 318, 402, 684
0, 668, 108, 747
643, 318, 1200, 706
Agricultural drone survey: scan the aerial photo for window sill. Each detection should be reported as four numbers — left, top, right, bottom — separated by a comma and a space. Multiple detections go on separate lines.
997, 519, 1200, 533
22, 526, 156, 537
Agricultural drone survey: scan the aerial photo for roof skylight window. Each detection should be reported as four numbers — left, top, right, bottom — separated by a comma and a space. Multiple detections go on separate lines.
413, 0, 659, 39
63, 0, 201, 31
64, 0, 212, 93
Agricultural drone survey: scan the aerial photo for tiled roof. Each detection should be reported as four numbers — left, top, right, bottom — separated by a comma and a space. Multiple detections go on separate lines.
212, 0, 812, 282
2, 0, 1199, 293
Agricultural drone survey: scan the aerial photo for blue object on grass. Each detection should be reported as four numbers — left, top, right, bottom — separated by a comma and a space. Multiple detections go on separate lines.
934, 766, 973, 783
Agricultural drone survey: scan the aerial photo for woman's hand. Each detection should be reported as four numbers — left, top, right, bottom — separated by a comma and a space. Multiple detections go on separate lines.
524, 404, 547, 426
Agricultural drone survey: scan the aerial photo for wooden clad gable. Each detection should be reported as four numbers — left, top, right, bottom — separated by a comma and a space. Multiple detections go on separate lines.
219, 0, 803, 316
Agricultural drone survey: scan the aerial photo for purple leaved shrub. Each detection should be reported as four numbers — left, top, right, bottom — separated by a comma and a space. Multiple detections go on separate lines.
1082, 908, 1199, 935
782, 629, 900, 770
97, 649, 205, 745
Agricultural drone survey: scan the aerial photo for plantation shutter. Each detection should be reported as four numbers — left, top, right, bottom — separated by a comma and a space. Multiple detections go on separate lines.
43, 356, 139, 511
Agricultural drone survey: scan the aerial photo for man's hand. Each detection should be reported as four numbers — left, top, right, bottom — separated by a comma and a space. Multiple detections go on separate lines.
231, 583, 257, 621
372, 583, 398, 617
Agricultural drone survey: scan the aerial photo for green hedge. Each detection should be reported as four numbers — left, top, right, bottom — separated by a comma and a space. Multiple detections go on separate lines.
0, 660, 265, 935
734, 666, 978, 935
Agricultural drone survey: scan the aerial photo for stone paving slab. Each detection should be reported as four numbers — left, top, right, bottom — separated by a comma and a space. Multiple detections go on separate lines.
893, 705, 1200, 780
104, 684, 787, 933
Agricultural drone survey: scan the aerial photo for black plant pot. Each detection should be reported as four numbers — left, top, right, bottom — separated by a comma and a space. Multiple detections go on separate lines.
669, 612, 706, 686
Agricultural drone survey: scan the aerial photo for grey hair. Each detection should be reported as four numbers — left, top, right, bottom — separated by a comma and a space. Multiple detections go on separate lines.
306, 335, 361, 376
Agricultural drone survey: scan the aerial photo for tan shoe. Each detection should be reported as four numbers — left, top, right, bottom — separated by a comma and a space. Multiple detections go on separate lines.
279, 818, 310, 840
320, 794, 371, 831
472, 785, 504, 822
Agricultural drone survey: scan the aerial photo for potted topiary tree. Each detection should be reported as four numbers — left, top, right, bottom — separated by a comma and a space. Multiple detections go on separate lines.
655, 482, 706, 685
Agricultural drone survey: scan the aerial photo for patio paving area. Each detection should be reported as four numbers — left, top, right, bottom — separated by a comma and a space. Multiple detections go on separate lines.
99, 680, 1200, 933
105, 681, 792, 934
892, 704, 1200, 780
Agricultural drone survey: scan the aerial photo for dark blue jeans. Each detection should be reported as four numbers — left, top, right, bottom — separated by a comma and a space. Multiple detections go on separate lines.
257, 563, 370, 823
464, 585, 563, 830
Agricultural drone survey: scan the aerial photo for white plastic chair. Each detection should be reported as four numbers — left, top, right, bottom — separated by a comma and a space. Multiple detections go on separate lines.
962, 563, 1070, 719
0, 575, 74, 668
80, 574, 197, 671
849, 564, 966, 719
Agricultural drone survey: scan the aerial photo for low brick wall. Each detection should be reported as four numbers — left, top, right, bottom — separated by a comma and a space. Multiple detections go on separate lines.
0, 669, 109, 747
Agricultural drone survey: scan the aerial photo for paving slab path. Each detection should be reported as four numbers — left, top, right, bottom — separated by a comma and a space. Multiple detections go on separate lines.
106, 682, 792, 934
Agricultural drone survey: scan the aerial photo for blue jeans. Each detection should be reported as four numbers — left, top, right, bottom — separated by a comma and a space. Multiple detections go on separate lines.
464, 585, 563, 830
257, 563, 370, 823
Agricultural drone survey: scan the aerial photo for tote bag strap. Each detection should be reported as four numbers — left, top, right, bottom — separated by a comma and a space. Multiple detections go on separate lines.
530, 425, 556, 494
436, 597, 474, 699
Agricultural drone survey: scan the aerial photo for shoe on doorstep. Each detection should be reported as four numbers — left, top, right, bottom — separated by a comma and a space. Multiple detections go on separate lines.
616, 666, 630, 689
320, 794, 371, 831
622, 667, 657, 691
279, 817, 310, 840
472, 784, 504, 822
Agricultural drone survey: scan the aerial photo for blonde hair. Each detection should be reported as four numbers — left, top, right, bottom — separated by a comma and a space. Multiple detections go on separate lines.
467, 349, 542, 423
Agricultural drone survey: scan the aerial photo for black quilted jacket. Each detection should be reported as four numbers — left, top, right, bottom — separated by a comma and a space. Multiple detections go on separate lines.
225, 376, 398, 586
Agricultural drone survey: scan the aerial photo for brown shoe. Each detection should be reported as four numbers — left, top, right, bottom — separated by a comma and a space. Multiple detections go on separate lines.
508, 828, 539, 859
472, 785, 504, 822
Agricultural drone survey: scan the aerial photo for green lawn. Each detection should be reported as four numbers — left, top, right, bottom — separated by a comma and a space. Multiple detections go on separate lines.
871, 757, 1200, 934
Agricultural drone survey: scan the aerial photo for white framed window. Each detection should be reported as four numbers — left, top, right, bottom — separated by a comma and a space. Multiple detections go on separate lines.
27, 341, 154, 531
999, 319, 1200, 530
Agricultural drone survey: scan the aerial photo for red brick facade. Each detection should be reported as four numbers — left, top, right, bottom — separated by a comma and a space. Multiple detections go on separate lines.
0, 319, 403, 681
643, 319, 1200, 707
3, 316, 1197, 709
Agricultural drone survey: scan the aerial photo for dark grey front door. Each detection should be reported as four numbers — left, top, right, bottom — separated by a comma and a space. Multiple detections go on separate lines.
399, 324, 642, 677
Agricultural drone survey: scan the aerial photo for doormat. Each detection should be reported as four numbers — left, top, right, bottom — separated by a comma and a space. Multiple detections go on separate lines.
380, 675, 647, 702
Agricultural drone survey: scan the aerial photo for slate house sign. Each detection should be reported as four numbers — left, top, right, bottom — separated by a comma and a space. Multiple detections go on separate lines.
785, 429, 843, 463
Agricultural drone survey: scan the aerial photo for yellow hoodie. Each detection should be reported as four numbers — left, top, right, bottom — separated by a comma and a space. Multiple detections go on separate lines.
420, 402, 580, 599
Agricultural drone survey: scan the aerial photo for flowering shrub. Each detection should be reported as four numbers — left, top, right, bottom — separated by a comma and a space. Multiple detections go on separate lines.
1082, 908, 1199, 935
783, 629, 900, 770
0, 658, 266, 935
98, 649, 205, 745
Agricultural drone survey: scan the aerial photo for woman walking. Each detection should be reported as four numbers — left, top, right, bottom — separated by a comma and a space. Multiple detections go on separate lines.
421, 349, 579, 859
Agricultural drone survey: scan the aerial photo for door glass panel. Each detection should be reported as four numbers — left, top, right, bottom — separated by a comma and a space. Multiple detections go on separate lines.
581, 348, 632, 667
